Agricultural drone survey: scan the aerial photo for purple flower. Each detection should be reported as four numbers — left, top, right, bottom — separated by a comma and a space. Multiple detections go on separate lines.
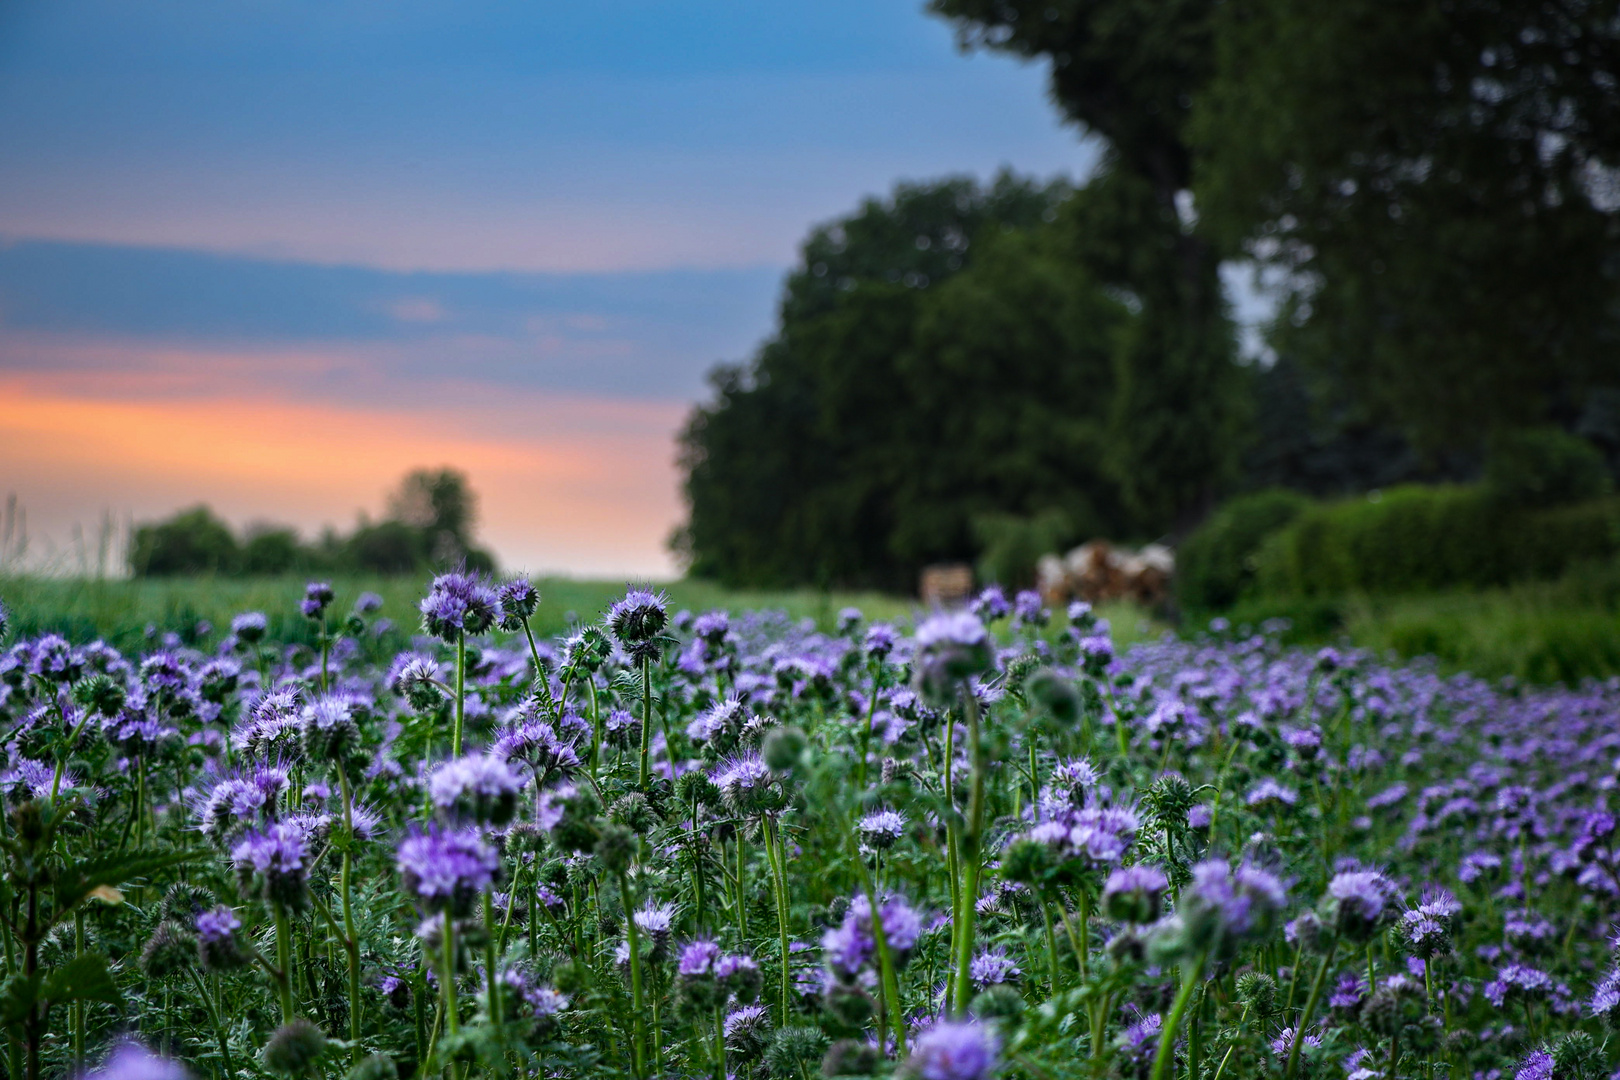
397, 827, 501, 914
496, 578, 538, 629
1245, 778, 1297, 809
429, 754, 526, 825
1514, 1049, 1554, 1080
678, 939, 722, 976
1327, 868, 1396, 942
229, 611, 268, 643
85, 1042, 190, 1080
970, 586, 1010, 622
710, 752, 780, 817
1175, 860, 1287, 961
231, 823, 309, 909
607, 588, 669, 648
1484, 963, 1554, 1007
300, 581, 334, 620
904, 1020, 1000, 1080
1012, 590, 1047, 626
858, 809, 906, 850
493, 721, 580, 781
419, 572, 501, 641
969, 947, 1021, 988
196, 905, 246, 971
1103, 864, 1169, 924
913, 612, 995, 704
864, 623, 899, 661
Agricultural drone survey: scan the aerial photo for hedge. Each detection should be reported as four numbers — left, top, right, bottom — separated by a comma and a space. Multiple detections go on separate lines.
1252, 485, 1620, 597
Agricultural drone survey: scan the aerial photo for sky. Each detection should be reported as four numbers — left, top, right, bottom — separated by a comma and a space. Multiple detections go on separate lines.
0, 0, 1097, 577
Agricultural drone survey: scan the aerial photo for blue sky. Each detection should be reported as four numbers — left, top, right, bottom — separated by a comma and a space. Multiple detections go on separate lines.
0, 0, 1096, 575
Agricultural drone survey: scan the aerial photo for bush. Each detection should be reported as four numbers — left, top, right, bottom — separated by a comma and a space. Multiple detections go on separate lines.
1485, 426, 1612, 508
1254, 485, 1620, 597
130, 506, 239, 576
241, 527, 303, 575
1176, 489, 1310, 610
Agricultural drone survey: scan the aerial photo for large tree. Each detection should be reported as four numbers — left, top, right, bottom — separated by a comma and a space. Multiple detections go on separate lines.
676, 175, 1134, 590
1193, 0, 1620, 447
930, 0, 1246, 526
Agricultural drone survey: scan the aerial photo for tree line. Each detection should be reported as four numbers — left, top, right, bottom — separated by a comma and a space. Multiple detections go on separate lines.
130, 469, 495, 577
676, 0, 1620, 591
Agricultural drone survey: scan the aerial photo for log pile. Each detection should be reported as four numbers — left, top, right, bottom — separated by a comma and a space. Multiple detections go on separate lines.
1036, 540, 1174, 607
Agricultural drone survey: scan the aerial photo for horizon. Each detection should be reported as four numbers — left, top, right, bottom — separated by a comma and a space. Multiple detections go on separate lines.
0, 0, 1096, 576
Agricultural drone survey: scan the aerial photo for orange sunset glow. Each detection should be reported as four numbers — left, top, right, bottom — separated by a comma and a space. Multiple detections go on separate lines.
0, 373, 687, 577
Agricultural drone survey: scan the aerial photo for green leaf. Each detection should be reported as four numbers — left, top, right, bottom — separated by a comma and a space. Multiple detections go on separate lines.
54, 847, 199, 915
0, 974, 37, 1027
40, 954, 121, 1009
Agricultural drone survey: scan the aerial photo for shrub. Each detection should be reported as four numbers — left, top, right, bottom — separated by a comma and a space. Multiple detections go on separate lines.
1176, 489, 1310, 610
972, 509, 1073, 589
1485, 426, 1612, 508
1254, 485, 1620, 597
130, 506, 239, 576
241, 527, 303, 575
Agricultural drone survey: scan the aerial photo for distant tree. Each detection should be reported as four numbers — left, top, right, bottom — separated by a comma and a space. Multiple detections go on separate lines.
348, 520, 428, 575
130, 506, 239, 576
241, 525, 303, 575
677, 177, 1137, 590
387, 468, 479, 565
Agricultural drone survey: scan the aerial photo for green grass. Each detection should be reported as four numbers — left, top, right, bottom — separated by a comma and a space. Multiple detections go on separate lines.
0, 574, 1164, 654
1215, 557, 1620, 684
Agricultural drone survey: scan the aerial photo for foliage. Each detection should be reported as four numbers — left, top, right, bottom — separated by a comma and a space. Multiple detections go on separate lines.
678, 183, 1138, 590
130, 470, 495, 578
130, 506, 240, 577
1175, 488, 1309, 610
1485, 427, 1614, 509
1253, 486, 1620, 597
1193, 0, 1620, 446
7, 568, 1620, 1080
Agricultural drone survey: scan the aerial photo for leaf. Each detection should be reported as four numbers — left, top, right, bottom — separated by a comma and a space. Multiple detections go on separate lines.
40, 954, 121, 1009
54, 847, 199, 915
0, 974, 36, 1027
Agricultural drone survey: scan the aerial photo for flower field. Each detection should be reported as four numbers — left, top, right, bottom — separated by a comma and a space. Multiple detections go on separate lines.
1, 576, 1617, 1080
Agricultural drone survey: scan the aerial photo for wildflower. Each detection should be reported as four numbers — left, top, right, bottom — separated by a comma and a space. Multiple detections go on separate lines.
864, 623, 899, 661
724, 1003, 772, 1061
300, 581, 335, 620
858, 809, 906, 850
1013, 590, 1047, 626
496, 578, 539, 630
231, 612, 268, 644
262, 1018, 326, 1076
300, 694, 361, 761
607, 588, 669, 660
969, 947, 1021, 988
419, 572, 501, 641
397, 827, 501, 915
1515, 1049, 1554, 1080
1485, 963, 1554, 1007
196, 905, 247, 971
711, 752, 785, 817
1161, 859, 1287, 964
970, 586, 1010, 622
1325, 868, 1396, 943
1103, 864, 1169, 924
428, 754, 525, 825
823, 893, 922, 978
903, 1020, 1000, 1080
85, 1042, 191, 1080
914, 611, 995, 694
634, 902, 677, 959
231, 823, 310, 909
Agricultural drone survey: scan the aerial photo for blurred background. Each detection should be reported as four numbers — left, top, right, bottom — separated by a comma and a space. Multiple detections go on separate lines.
4, 0, 1620, 680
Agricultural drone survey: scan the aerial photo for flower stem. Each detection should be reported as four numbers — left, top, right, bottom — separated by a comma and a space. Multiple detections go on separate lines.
452, 633, 466, 757
1285, 938, 1338, 1080
637, 657, 652, 790
951, 690, 986, 1015
273, 903, 295, 1023
618, 870, 648, 1080
1150, 958, 1206, 1080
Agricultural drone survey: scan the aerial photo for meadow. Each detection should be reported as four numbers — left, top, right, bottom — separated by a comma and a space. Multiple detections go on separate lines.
2, 572, 1618, 1080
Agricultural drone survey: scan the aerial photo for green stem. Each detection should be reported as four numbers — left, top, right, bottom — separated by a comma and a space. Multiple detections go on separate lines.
441, 914, 460, 1036
951, 691, 985, 1015
766, 818, 793, 1024
483, 891, 501, 1028
1150, 958, 1206, 1080
188, 967, 235, 1080
338, 769, 362, 1062
637, 658, 652, 789
452, 633, 466, 757
1285, 938, 1338, 1080
619, 870, 648, 1080
273, 904, 295, 1023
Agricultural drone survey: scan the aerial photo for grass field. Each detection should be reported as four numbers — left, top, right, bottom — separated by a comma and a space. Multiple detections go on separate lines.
0, 573, 1165, 654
